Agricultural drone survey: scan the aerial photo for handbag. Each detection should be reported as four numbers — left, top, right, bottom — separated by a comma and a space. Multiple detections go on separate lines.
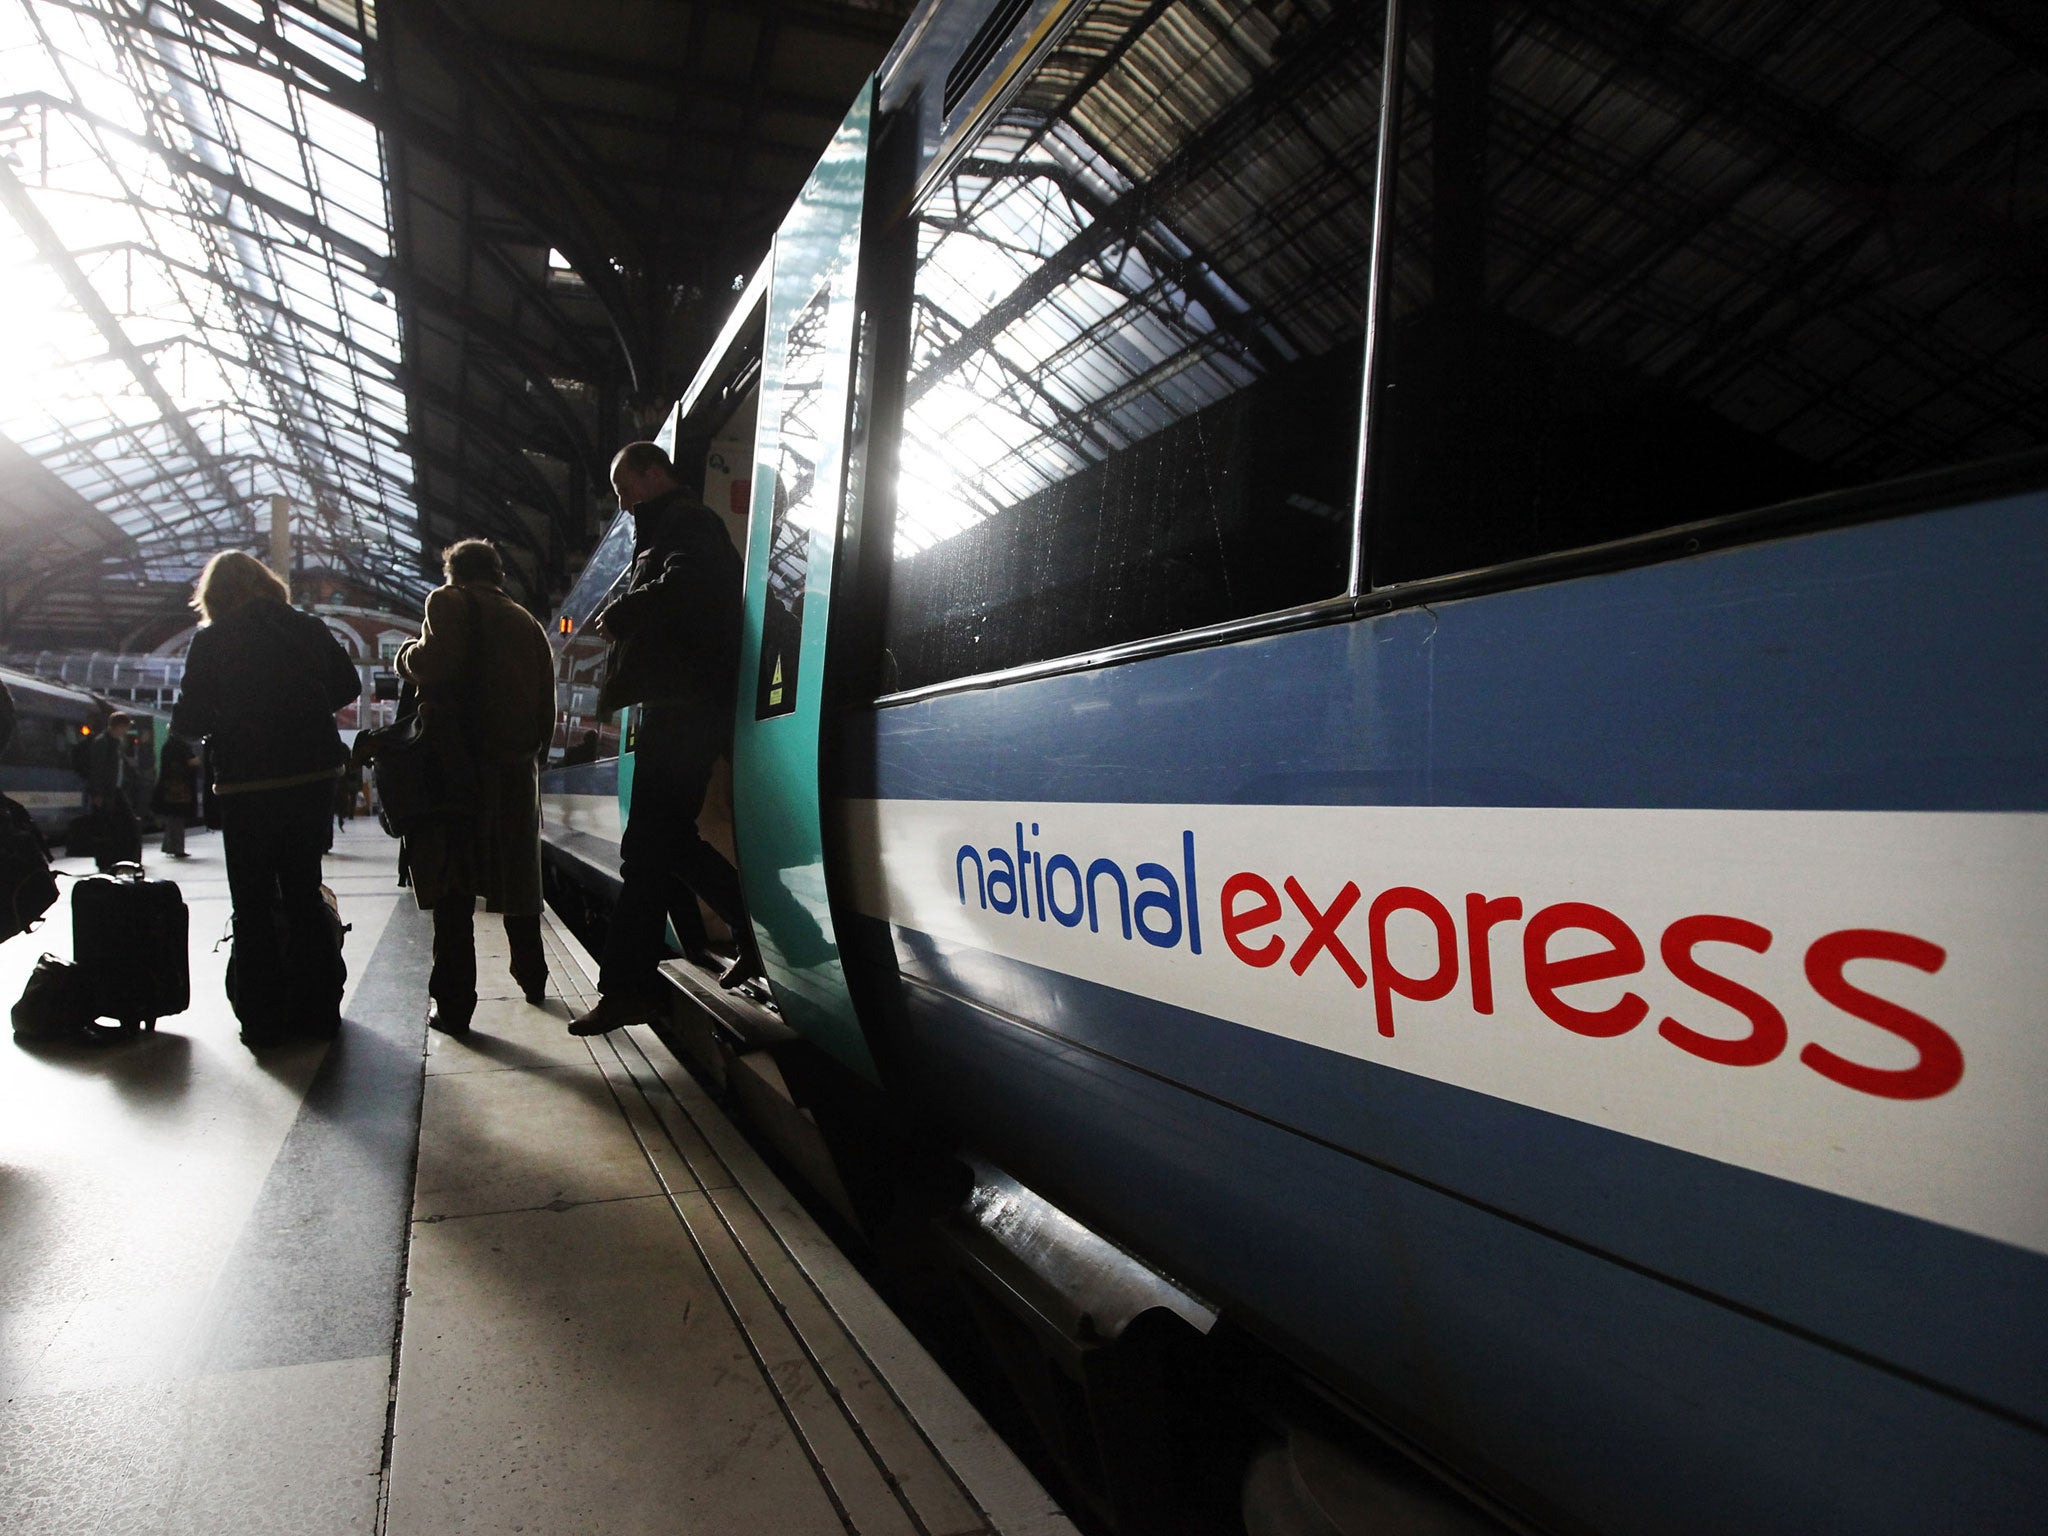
200, 738, 223, 830
11, 954, 97, 1043
152, 740, 197, 817
0, 793, 57, 942
363, 705, 473, 836
360, 589, 484, 837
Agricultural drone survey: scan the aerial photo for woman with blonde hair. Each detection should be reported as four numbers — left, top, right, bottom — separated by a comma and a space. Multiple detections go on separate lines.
171, 551, 361, 1046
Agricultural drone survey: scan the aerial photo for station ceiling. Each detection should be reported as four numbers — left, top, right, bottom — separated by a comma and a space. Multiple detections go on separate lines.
0, 0, 908, 647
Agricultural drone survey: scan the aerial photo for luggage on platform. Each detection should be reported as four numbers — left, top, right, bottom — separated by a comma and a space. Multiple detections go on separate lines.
226, 882, 347, 1042
63, 812, 97, 860
11, 954, 98, 1044
66, 804, 140, 866
71, 863, 189, 1031
97, 803, 143, 868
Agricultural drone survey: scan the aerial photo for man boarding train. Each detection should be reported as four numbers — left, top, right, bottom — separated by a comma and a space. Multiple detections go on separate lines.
569, 441, 762, 1037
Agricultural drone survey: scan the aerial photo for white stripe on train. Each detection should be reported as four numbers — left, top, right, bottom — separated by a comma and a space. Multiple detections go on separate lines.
842, 799, 2048, 1258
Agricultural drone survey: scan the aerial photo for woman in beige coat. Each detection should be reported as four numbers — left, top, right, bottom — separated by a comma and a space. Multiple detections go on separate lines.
398, 539, 558, 1033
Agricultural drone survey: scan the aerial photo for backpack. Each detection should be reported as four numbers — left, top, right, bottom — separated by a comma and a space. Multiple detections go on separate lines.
0, 794, 58, 943
226, 884, 350, 1038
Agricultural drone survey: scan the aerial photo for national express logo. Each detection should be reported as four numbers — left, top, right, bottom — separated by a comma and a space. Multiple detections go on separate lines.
952, 820, 1962, 1103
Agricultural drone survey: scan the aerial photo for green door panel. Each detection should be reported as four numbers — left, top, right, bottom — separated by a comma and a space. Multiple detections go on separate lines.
731, 81, 878, 1082
616, 704, 636, 821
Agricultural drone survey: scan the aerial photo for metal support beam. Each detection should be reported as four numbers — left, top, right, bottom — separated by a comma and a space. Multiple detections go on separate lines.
61, 0, 643, 353
0, 154, 251, 524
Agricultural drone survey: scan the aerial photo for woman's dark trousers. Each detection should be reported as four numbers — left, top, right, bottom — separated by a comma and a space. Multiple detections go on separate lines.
430, 896, 546, 1023
220, 779, 336, 1039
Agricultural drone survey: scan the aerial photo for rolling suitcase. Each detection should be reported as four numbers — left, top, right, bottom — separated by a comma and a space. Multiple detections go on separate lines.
71, 863, 189, 1031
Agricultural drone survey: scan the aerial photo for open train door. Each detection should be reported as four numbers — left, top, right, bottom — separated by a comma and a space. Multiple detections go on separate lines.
730, 80, 878, 1082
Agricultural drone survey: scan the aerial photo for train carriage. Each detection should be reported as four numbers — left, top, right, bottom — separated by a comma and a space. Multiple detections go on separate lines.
543, 1, 2048, 1530
0, 666, 104, 839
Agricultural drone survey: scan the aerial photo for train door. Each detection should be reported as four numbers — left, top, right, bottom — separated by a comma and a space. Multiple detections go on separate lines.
662, 365, 763, 957
730, 81, 878, 1080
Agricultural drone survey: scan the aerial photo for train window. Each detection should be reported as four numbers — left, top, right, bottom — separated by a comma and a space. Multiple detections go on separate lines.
1369, 0, 2048, 586
0, 709, 77, 771
883, 0, 1386, 694
757, 283, 834, 721
556, 511, 637, 636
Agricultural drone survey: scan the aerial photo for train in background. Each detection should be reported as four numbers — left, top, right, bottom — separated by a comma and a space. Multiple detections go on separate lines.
542, 1, 2048, 1531
0, 666, 111, 839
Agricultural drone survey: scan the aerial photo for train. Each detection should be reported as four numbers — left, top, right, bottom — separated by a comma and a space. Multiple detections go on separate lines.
0, 666, 110, 839
539, 0, 2048, 1531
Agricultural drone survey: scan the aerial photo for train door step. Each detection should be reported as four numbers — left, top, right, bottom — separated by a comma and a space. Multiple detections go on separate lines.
656, 956, 864, 1231
658, 954, 799, 1090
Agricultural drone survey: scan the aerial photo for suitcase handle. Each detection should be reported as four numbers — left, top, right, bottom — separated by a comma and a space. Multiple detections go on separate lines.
105, 861, 147, 880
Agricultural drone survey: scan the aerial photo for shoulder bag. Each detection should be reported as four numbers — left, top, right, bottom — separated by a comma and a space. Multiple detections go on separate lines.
361, 588, 484, 837
0, 793, 57, 942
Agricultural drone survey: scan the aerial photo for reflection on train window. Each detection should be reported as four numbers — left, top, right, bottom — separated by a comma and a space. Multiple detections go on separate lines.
557, 511, 637, 636
551, 509, 637, 736
885, 0, 1385, 693
757, 283, 834, 721
1371, 0, 2048, 586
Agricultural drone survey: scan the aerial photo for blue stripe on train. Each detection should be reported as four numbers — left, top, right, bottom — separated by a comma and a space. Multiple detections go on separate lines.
871, 917, 2046, 1421
847, 493, 2048, 811
863, 918, 2048, 1533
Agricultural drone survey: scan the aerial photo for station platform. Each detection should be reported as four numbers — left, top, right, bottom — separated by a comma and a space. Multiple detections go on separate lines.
0, 822, 1075, 1536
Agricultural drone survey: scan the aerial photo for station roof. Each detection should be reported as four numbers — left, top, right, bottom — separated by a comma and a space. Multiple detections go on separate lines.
0, 0, 905, 646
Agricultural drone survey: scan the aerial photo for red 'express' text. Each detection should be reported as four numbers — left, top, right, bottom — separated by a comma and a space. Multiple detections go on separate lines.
1218, 872, 1961, 1101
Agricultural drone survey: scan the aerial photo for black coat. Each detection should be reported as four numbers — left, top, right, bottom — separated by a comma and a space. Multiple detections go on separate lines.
595, 490, 742, 716
172, 601, 360, 790
82, 732, 126, 803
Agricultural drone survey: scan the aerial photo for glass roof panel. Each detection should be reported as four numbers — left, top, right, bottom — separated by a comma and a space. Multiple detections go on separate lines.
0, 0, 423, 609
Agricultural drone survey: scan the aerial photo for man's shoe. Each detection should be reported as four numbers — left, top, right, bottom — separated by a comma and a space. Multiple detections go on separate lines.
717, 933, 768, 992
718, 953, 765, 992
567, 990, 662, 1036
427, 998, 471, 1036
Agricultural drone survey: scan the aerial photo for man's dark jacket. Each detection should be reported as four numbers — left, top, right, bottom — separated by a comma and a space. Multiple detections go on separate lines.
596, 489, 743, 717
82, 731, 126, 803
172, 600, 360, 789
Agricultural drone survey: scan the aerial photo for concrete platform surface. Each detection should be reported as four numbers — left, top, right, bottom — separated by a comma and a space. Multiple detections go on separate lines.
1, 822, 408, 1536
1, 821, 1074, 1536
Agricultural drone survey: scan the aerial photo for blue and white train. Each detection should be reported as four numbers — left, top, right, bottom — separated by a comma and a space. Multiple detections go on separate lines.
0, 666, 103, 839
543, 0, 2048, 1530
